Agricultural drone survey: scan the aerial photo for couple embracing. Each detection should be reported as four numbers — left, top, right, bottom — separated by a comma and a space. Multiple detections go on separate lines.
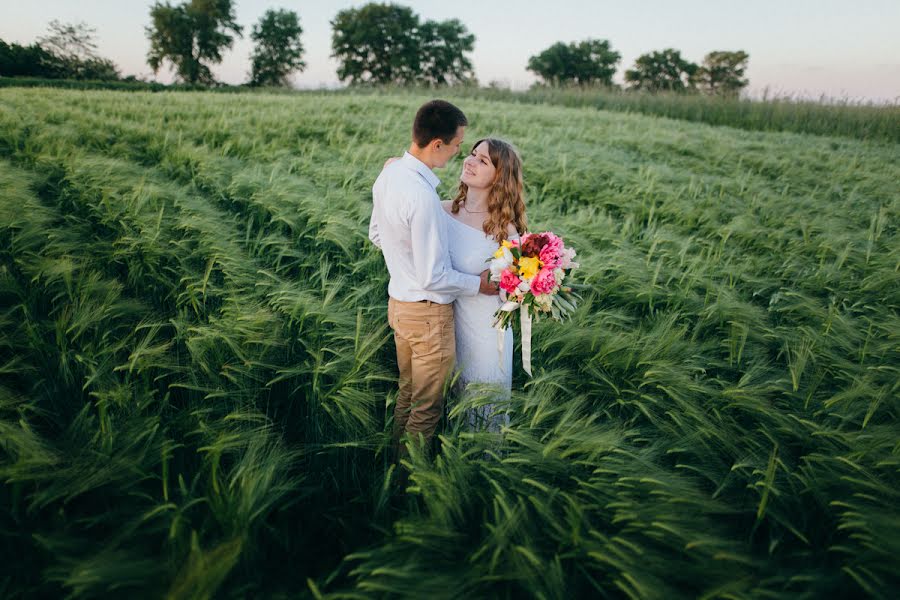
369, 99, 527, 461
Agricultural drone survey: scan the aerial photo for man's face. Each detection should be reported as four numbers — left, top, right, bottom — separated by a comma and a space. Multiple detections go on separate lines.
432, 126, 465, 168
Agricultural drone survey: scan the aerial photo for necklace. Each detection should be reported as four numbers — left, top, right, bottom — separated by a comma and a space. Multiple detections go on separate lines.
462, 202, 489, 214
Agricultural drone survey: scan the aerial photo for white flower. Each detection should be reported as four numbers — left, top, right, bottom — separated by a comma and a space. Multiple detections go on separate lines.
559, 247, 578, 270
489, 253, 513, 280
534, 293, 553, 310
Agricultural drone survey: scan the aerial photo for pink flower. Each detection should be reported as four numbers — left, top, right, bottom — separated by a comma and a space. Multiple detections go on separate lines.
530, 267, 557, 295
538, 245, 559, 269
499, 269, 522, 294
538, 234, 564, 269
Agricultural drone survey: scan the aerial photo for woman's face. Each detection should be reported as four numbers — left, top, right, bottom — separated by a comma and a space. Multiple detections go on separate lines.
460, 141, 496, 189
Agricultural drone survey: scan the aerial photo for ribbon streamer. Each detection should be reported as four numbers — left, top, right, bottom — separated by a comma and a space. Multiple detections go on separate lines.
495, 295, 533, 377
520, 305, 532, 376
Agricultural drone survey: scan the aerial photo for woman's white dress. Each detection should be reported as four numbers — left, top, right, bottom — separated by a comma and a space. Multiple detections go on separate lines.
444, 209, 515, 432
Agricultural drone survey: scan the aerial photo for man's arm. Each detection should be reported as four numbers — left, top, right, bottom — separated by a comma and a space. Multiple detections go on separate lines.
368, 184, 381, 249
409, 191, 480, 297
368, 209, 381, 249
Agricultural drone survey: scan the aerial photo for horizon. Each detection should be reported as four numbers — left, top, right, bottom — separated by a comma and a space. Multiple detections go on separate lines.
2, 0, 899, 103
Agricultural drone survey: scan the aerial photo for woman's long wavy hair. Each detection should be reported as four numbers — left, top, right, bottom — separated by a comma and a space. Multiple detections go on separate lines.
451, 138, 527, 242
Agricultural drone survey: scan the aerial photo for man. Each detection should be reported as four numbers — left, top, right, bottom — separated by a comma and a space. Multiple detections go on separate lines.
369, 99, 498, 461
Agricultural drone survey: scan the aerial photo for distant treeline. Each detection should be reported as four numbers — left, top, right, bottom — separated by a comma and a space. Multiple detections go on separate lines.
2, 2, 896, 144
0, 23, 123, 82
0, 76, 236, 93
3, 0, 889, 112
2, 2, 750, 94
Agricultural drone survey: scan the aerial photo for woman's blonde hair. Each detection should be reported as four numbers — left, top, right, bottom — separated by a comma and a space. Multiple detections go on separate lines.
452, 138, 527, 242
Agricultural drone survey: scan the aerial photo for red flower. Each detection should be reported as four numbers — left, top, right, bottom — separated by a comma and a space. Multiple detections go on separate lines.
520, 233, 549, 257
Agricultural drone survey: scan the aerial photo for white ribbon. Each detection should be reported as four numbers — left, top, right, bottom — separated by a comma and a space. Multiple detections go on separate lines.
520, 306, 532, 376
496, 296, 533, 377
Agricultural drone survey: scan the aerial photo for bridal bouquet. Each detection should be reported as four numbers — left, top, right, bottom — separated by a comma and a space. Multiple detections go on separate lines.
488, 231, 580, 375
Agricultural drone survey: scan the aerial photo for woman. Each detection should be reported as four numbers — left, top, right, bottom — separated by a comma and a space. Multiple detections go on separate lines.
440, 138, 527, 432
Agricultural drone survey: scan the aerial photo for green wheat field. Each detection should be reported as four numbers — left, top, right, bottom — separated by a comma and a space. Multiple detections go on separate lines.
0, 88, 898, 599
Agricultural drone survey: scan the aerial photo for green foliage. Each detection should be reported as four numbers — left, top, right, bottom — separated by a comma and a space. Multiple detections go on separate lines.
435, 84, 900, 143
331, 3, 420, 85
0, 88, 898, 598
1, 20, 120, 81
0, 80, 896, 144
694, 50, 750, 97
37, 20, 98, 60
146, 0, 242, 85
331, 2, 475, 86
0, 39, 63, 78
527, 39, 621, 86
0, 76, 232, 92
625, 48, 698, 92
249, 9, 305, 87
417, 18, 476, 86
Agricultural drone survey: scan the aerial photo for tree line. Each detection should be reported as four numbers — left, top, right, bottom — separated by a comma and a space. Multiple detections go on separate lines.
0, 21, 122, 82
528, 41, 748, 97
0, 1, 748, 96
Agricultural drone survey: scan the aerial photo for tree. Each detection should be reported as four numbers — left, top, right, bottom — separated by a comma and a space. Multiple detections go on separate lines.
330, 3, 475, 86
249, 9, 305, 87
36, 20, 120, 80
694, 51, 749, 97
526, 39, 620, 86
38, 20, 99, 62
0, 39, 64, 78
624, 49, 697, 92
75, 57, 120, 80
331, 3, 421, 85
418, 19, 475, 85
146, 0, 242, 85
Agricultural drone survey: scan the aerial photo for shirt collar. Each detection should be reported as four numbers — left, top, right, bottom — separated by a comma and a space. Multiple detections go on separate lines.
402, 151, 440, 189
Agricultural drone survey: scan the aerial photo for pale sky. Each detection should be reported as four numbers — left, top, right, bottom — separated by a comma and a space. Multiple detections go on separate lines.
2, 0, 899, 102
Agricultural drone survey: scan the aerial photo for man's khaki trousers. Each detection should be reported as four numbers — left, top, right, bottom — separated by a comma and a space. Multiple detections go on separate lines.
387, 297, 455, 459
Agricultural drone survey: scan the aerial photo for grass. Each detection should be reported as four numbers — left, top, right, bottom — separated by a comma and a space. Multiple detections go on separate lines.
2, 76, 898, 143
448, 85, 900, 144
0, 87, 897, 599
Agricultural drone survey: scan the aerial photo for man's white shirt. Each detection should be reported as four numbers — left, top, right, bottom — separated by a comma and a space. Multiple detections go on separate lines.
369, 152, 480, 303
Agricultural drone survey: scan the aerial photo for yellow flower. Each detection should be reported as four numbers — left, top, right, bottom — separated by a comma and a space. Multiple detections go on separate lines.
518, 256, 542, 280
494, 240, 515, 258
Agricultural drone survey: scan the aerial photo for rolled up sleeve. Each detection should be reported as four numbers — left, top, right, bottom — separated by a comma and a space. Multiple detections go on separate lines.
368, 205, 381, 249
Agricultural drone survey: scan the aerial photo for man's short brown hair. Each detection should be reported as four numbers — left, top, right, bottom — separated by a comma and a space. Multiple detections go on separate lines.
412, 100, 468, 148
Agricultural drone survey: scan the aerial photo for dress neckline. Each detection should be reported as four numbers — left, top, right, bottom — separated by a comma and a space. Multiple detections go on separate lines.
443, 209, 492, 238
